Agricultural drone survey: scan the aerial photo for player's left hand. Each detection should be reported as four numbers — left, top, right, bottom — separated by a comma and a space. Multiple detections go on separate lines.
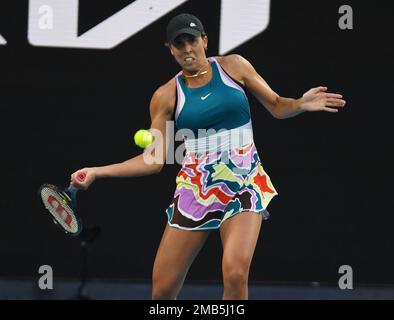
300, 86, 346, 113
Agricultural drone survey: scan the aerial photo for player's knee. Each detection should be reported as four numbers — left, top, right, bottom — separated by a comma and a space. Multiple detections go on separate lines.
152, 276, 178, 300
152, 283, 177, 300
223, 264, 249, 288
223, 269, 248, 288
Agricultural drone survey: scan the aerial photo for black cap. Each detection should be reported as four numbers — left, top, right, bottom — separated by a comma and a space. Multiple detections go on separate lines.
166, 13, 205, 44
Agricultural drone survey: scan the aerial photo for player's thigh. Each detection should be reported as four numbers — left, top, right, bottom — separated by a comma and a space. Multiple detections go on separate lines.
153, 224, 210, 281
220, 212, 263, 272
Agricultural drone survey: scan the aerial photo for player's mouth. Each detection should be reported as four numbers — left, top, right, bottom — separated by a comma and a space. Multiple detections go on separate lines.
184, 57, 195, 63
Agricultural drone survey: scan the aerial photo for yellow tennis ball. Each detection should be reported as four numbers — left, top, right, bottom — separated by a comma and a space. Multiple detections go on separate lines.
134, 129, 153, 148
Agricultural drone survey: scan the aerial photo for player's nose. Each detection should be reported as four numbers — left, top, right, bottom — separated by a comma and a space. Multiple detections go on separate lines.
183, 42, 193, 53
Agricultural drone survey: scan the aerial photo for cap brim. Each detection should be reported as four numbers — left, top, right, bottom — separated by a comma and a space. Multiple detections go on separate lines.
168, 28, 202, 44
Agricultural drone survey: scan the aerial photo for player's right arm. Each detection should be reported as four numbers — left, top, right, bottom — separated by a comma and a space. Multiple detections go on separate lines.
70, 79, 176, 190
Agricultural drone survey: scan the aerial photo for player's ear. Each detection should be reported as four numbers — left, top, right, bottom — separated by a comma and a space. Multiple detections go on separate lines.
203, 35, 208, 50
165, 42, 174, 55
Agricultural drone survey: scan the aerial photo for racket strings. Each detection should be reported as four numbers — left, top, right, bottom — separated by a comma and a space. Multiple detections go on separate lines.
40, 187, 79, 233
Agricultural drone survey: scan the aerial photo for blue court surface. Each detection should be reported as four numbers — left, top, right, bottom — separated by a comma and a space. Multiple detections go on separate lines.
1, 279, 393, 300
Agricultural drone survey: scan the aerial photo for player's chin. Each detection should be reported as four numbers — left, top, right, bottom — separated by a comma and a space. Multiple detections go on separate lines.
182, 63, 199, 74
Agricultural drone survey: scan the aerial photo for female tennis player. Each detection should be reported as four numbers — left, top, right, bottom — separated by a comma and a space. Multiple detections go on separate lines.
70, 13, 346, 300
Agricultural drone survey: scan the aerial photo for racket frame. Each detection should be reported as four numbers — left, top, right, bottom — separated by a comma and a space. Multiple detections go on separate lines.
38, 184, 83, 236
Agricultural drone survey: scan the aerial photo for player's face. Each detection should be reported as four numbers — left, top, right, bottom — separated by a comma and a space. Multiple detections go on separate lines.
169, 34, 208, 73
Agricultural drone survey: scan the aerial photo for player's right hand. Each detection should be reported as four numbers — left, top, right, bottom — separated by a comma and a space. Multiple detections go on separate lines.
70, 167, 97, 190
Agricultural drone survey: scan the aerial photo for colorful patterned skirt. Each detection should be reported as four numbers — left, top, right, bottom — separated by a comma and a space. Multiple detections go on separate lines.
166, 141, 278, 230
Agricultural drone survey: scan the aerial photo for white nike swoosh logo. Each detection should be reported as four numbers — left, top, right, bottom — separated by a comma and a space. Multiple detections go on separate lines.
201, 93, 212, 100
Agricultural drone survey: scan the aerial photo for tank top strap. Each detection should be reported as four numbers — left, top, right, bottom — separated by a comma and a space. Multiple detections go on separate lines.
207, 56, 246, 95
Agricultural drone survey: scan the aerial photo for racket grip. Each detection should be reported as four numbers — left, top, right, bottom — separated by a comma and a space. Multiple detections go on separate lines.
76, 172, 86, 182
68, 186, 78, 194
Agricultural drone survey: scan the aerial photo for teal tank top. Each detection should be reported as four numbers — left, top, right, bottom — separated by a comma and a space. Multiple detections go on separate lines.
175, 57, 251, 135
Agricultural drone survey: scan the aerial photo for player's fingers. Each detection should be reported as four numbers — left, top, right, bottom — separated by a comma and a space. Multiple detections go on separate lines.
70, 173, 85, 188
323, 107, 339, 113
326, 93, 343, 99
315, 86, 328, 93
327, 99, 346, 107
309, 87, 323, 94
69, 179, 78, 188
71, 180, 87, 190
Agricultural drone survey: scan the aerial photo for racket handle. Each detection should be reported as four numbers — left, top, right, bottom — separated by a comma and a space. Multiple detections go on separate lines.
77, 172, 86, 182
68, 172, 86, 194
67, 186, 79, 194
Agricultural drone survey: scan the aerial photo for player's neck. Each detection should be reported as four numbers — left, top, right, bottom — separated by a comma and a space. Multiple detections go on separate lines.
183, 60, 212, 87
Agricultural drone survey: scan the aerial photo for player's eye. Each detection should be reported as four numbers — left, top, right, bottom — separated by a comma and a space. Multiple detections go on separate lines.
173, 40, 183, 49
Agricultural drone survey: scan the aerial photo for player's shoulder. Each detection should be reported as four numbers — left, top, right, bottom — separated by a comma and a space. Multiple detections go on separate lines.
213, 54, 253, 85
215, 54, 250, 69
150, 77, 177, 114
152, 77, 176, 102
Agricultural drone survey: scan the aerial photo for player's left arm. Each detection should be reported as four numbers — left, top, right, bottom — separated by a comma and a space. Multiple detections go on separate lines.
225, 54, 346, 119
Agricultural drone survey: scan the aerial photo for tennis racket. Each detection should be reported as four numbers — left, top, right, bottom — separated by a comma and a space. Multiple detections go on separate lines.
38, 172, 86, 236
